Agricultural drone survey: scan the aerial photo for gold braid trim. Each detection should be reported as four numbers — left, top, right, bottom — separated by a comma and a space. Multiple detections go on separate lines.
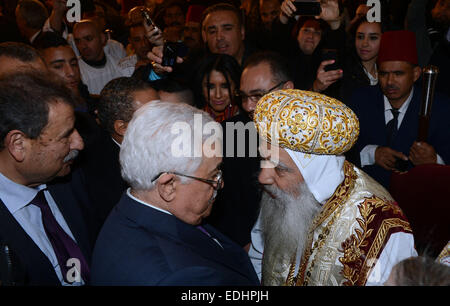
290, 161, 357, 286
339, 196, 412, 286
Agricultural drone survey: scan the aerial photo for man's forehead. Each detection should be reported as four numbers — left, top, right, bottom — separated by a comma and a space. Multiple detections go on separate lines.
203, 10, 239, 27
44, 46, 76, 59
379, 61, 412, 71
241, 63, 273, 89
74, 23, 98, 37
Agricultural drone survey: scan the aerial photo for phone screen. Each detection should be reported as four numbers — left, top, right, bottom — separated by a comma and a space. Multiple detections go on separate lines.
293, 1, 322, 16
322, 49, 340, 72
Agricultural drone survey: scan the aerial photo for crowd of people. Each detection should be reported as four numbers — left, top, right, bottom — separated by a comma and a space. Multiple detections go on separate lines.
0, 0, 449, 286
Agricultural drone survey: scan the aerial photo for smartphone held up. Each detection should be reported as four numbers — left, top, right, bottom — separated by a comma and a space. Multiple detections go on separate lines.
293, 0, 322, 16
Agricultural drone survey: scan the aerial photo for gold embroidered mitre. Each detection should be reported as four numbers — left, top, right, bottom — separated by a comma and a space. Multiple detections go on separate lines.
253, 89, 359, 155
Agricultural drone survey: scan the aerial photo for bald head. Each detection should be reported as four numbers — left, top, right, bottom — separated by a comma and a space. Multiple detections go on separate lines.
73, 19, 106, 62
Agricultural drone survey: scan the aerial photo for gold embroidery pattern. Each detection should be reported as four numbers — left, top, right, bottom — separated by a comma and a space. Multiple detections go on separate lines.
288, 161, 357, 286
254, 89, 360, 155
339, 196, 412, 286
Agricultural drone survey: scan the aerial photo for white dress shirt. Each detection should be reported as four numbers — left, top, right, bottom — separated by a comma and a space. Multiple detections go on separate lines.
360, 88, 444, 166
0, 173, 83, 285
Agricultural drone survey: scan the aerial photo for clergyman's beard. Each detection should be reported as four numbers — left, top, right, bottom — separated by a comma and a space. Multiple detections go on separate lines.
260, 182, 321, 285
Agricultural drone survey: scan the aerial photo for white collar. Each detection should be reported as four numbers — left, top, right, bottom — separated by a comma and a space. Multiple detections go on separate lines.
0, 172, 46, 214
126, 188, 172, 216
383, 87, 414, 113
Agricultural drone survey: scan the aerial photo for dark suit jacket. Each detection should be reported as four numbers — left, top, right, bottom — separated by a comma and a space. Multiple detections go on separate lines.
348, 84, 450, 188
0, 170, 92, 286
206, 113, 261, 247
79, 130, 128, 239
91, 193, 260, 286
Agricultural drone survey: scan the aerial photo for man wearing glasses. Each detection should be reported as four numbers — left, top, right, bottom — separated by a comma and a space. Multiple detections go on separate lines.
90, 101, 260, 286
206, 51, 294, 252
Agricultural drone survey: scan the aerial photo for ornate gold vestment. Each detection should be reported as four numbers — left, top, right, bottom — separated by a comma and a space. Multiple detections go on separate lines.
262, 161, 412, 286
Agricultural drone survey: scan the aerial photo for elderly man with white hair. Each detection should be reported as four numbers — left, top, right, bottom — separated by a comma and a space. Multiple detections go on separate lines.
90, 101, 260, 286
249, 89, 417, 286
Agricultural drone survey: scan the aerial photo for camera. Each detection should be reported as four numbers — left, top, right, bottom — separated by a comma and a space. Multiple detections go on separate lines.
161, 42, 188, 68
293, 0, 322, 16
321, 49, 340, 72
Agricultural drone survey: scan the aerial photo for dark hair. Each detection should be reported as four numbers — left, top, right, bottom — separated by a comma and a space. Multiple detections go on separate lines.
390, 256, 450, 286
152, 77, 191, 93
32, 31, 70, 50
194, 53, 242, 109
0, 71, 76, 150
152, 78, 194, 106
291, 16, 328, 40
98, 77, 155, 134
243, 50, 293, 84
17, 0, 48, 29
349, 15, 385, 39
0, 41, 43, 63
201, 2, 243, 29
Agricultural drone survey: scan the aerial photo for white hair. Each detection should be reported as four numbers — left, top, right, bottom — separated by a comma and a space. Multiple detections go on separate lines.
120, 101, 222, 190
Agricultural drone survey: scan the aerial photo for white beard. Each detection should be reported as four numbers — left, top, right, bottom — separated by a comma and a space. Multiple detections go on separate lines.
260, 182, 321, 285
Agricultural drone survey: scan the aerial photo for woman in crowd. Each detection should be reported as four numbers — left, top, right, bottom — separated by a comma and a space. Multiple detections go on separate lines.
339, 16, 384, 103
194, 53, 241, 122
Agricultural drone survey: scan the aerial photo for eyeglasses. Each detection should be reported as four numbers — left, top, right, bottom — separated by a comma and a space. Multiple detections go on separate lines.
151, 170, 223, 191
234, 81, 286, 103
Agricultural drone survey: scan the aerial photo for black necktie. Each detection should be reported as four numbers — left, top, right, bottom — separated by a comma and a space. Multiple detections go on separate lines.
386, 108, 400, 146
30, 190, 90, 284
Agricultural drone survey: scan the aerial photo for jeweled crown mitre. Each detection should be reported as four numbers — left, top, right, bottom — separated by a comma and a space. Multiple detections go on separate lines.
253, 89, 359, 155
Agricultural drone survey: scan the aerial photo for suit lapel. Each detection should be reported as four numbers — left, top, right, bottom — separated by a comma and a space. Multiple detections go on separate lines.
118, 195, 256, 282
176, 221, 256, 281
0, 199, 60, 285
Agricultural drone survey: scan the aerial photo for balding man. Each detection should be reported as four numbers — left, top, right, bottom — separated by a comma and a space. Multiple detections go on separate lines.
72, 20, 130, 95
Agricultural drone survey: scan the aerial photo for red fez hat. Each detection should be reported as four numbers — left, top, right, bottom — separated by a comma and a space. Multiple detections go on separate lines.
186, 4, 206, 23
377, 30, 418, 65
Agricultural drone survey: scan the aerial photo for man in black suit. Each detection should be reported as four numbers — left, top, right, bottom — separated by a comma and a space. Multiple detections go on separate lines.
91, 101, 259, 285
80, 77, 159, 237
0, 71, 92, 285
207, 51, 294, 249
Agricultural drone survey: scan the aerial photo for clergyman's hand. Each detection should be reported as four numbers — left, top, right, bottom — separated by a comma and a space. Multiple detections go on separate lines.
375, 146, 408, 171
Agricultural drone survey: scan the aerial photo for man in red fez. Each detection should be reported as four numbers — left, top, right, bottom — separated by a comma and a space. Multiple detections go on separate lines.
348, 30, 450, 189
183, 4, 205, 51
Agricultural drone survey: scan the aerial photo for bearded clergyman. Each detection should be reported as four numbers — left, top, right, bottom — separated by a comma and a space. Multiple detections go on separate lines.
249, 89, 418, 286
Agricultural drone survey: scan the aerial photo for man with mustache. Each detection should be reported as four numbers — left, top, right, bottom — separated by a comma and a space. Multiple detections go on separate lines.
0, 71, 92, 285
348, 30, 450, 189
249, 89, 417, 286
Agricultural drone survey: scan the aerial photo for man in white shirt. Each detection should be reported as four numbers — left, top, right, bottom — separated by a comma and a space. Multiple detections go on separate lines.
73, 20, 130, 95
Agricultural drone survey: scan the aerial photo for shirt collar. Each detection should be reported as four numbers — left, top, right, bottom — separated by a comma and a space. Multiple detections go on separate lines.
126, 188, 172, 216
111, 137, 121, 148
383, 87, 414, 113
0, 172, 46, 214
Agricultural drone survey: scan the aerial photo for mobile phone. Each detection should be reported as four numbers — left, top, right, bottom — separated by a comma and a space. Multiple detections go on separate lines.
141, 9, 156, 28
394, 158, 409, 172
322, 49, 340, 72
162, 42, 179, 67
293, 0, 322, 16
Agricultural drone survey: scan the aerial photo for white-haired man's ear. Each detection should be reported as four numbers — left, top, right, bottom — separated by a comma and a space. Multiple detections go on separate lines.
156, 173, 177, 203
